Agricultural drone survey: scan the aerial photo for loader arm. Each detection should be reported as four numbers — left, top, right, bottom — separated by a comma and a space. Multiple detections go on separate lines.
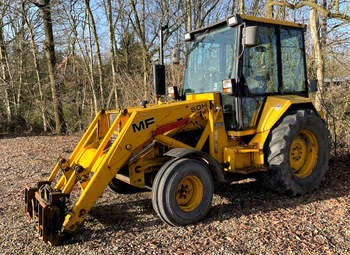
25, 98, 221, 244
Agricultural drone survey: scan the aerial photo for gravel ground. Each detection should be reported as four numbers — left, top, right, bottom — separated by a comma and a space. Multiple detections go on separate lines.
0, 135, 349, 254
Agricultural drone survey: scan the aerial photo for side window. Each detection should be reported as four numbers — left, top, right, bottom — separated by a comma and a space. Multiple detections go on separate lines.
242, 26, 278, 94
280, 28, 306, 92
222, 95, 237, 131
242, 97, 265, 128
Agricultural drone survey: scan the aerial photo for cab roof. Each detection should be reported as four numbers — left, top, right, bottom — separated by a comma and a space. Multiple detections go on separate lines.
188, 14, 305, 36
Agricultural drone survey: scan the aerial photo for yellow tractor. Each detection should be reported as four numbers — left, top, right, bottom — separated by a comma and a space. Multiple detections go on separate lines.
25, 14, 329, 245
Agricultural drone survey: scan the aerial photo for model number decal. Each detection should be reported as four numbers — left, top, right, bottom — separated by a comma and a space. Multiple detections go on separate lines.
190, 103, 208, 113
132, 117, 155, 133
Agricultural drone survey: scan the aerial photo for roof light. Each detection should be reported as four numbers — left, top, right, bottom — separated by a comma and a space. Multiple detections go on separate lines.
227, 16, 238, 26
184, 32, 193, 41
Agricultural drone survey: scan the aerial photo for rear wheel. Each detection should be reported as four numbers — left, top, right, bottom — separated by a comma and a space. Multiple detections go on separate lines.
265, 109, 329, 195
152, 158, 214, 226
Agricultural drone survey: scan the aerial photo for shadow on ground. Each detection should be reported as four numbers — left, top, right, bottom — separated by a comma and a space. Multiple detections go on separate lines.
68, 159, 350, 244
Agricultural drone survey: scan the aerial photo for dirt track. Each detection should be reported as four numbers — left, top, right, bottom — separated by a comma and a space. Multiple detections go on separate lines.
0, 135, 349, 254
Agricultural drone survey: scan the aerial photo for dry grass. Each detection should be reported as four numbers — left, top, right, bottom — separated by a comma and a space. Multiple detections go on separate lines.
0, 135, 349, 254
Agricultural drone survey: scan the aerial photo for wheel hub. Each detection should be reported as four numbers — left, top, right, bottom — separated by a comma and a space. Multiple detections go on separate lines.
289, 129, 318, 178
176, 175, 203, 212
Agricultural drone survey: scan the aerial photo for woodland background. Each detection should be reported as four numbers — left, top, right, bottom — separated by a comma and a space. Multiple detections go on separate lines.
0, 0, 349, 156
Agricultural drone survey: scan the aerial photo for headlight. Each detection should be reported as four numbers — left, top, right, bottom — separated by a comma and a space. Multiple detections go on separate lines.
222, 79, 233, 94
168, 86, 179, 99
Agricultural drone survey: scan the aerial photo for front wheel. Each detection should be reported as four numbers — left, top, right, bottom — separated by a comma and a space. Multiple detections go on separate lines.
152, 158, 214, 226
265, 109, 330, 195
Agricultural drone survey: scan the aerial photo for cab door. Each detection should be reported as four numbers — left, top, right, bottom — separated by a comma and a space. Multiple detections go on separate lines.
240, 24, 279, 130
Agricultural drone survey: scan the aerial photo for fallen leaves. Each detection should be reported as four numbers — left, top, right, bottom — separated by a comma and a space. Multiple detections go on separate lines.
0, 135, 349, 254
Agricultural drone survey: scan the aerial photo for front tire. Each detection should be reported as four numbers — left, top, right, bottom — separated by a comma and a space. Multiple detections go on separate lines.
265, 110, 329, 195
152, 158, 214, 226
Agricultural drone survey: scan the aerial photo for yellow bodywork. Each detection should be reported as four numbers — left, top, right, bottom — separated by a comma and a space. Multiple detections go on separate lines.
41, 92, 312, 234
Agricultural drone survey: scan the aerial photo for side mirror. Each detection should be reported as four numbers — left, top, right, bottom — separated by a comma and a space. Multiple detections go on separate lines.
153, 64, 166, 96
171, 48, 180, 65
244, 26, 258, 47
309, 79, 318, 92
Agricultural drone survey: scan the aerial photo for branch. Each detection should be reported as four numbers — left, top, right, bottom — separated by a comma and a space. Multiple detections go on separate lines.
268, 1, 350, 23
199, 0, 220, 28
328, 22, 346, 33
128, 0, 143, 40
28, 0, 45, 8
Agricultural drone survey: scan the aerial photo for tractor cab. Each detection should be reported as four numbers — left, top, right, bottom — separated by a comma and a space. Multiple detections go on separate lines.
183, 15, 308, 131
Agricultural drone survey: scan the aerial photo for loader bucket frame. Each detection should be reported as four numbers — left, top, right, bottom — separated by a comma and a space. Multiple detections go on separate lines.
24, 110, 117, 244
25, 183, 68, 245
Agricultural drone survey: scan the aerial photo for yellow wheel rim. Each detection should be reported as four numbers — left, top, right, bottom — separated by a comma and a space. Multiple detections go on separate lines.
289, 129, 318, 179
176, 175, 203, 212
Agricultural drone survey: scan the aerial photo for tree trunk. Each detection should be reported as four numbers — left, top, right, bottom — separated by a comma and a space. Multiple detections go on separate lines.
27, 21, 47, 131
105, 0, 119, 109
85, 0, 105, 108
321, 0, 327, 51
129, 0, 148, 100
87, 11, 98, 115
185, 0, 192, 32
0, 21, 11, 123
309, 0, 324, 110
239, 0, 244, 14
142, 48, 148, 100
17, 9, 26, 115
39, 0, 66, 134
252, 0, 260, 16
265, 0, 274, 18
140, 0, 148, 100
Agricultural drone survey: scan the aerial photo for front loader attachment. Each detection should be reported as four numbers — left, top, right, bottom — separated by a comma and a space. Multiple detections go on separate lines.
23, 110, 117, 245
25, 183, 68, 245
24, 98, 212, 245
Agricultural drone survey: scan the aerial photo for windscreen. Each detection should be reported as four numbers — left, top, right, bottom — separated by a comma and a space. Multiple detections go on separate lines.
184, 26, 238, 94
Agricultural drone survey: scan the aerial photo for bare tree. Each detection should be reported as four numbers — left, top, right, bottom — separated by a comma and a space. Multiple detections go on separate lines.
184, 0, 220, 31
129, 0, 148, 99
103, 0, 119, 109
22, 1, 48, 131
32, 0, 66, 134
128, 0, 183, 100
62, 1, 98, 115
0, 3, 12, 123
84, 0, 105, 108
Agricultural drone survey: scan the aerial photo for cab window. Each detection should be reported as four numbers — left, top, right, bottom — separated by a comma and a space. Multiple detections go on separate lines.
280, 28, 306, 92
242, 26, 278, 95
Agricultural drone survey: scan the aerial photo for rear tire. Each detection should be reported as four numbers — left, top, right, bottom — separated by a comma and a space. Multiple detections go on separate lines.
152, 158, 214, 226
265, 109, 329, 195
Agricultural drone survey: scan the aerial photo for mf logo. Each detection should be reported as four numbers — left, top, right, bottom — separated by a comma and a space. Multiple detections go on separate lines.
132, 117, 155, 133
